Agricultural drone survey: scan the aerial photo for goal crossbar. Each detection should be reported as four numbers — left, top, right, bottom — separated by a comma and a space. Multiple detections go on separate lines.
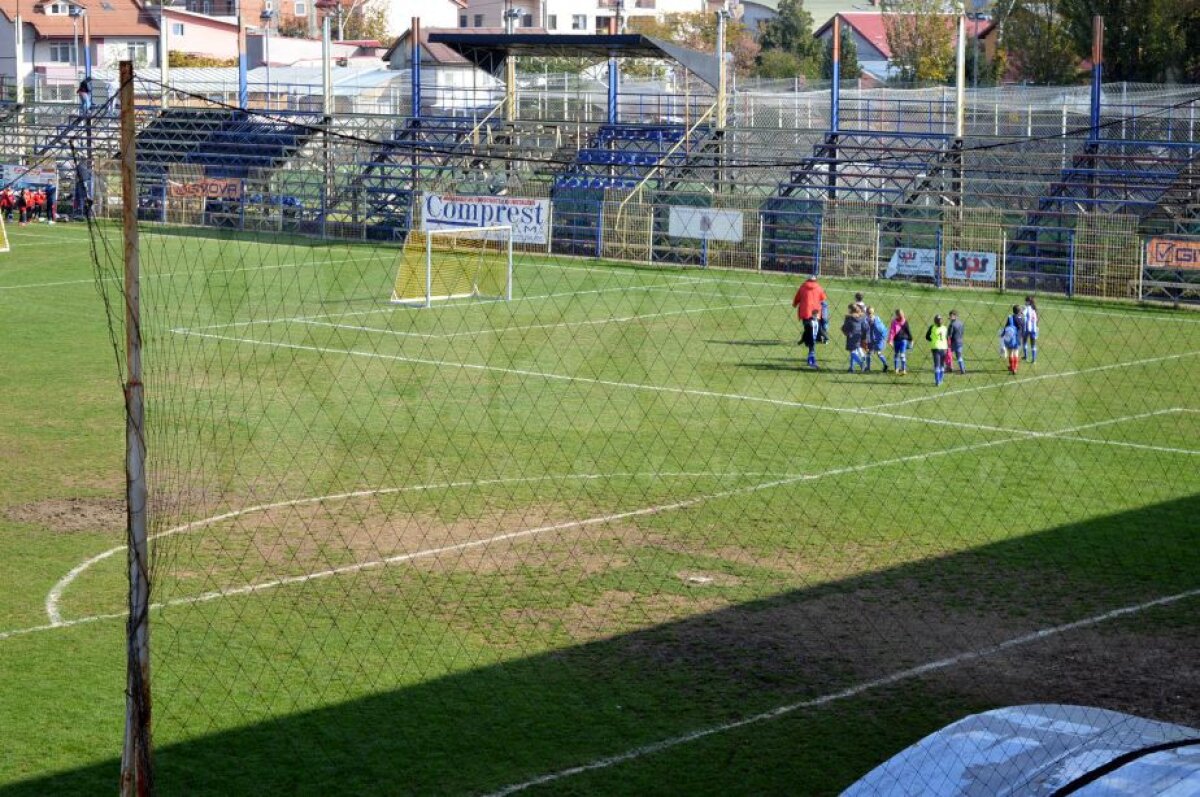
391, 225, 514, 307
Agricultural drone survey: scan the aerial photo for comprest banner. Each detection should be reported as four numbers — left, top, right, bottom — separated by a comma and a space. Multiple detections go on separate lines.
667, 207, 744, 242
167, 179, 243, 200
946, 250, 998, 282
422, 193, 550, 244
885, 247, 937, 279
1146, 237, 1200, 270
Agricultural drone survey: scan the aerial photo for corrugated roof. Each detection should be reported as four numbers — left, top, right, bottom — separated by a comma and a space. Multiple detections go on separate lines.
0, 0, 159, 38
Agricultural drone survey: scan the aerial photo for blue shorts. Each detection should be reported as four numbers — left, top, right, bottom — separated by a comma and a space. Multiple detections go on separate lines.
1023, 330, 1038, 342
894, 340, 909, 355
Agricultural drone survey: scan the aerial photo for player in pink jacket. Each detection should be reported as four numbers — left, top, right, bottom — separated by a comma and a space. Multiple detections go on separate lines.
886, 309, 913, 375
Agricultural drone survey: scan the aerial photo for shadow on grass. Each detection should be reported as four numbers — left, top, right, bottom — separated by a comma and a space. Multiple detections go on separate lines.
6, 493, 1198, 796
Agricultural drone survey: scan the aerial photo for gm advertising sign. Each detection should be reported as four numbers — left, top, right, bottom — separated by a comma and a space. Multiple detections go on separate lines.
421, 193, 550, 244
946, 250, 998, 282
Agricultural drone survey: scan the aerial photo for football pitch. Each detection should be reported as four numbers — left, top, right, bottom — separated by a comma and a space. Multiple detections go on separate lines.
1, 221, 1198, 795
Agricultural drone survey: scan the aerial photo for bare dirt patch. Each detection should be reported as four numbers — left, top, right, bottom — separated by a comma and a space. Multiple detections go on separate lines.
4, 497, 126, 535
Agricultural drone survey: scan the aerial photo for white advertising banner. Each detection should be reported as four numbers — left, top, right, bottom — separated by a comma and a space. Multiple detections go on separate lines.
1, 164, 58, 189
945, 250, 999, 282
668, 207, 744, 242
421, 193, 550, 244
885, 247, 938, 279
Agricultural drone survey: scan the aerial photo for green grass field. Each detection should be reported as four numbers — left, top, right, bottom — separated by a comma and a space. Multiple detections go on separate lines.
1, 220, 1198, 795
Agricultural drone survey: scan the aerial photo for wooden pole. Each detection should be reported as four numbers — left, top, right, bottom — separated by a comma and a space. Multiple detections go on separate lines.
118, 59, 154, 797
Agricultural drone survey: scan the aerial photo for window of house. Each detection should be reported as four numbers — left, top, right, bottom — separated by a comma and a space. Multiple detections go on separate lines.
521, 12, 533, 27
595, 15, 609, 33
571, 14, 586, 29
126, 42, 149, 65
547, 14, 557, 29
49, 42, 76, 62
171, 22, 185, 36
473, 13, 482, 26
294, 0, 307, 16
264, 0, 273, 10
44, 2, 70, 15
460, 14, 467, 26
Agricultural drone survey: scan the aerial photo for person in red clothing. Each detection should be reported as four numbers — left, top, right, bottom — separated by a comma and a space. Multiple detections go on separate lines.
792, 275, 828, 345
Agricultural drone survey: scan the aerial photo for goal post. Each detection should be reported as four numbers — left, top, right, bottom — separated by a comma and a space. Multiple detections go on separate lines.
0, 213, 8, 254
391, 225, 514, 307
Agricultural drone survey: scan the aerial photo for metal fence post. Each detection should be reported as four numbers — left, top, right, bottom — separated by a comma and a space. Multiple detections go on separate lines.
1067, 229, 1076, 297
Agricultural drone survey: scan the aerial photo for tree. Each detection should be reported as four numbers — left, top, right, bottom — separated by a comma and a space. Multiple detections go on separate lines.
1000, 0, 1080, 84
757, 49, 806, 78
1057, 0, 1183, 82
819, 26, 862, 80
758, 0, 821, 68
1184, 0, 1200, 82
629, 13, 759, 76
881, 0, 955, 83
340, 0, 393, 46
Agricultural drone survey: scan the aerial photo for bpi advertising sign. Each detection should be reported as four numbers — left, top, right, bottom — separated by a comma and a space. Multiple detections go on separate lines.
667, 207, 744, 242
421, 193, 550, 244
885, 247, 937, 279
946, 250, 998, 282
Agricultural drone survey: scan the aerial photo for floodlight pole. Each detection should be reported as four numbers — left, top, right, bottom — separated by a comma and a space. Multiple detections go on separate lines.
13, 12, 23, 104
117, 59, 154, 797
1089, 15, 1103, 144
953, 13, 966, 213
322, 15, 332, 115
716, 7, 727, 129
828, 16, 840, 200
237, 1, 248, 109
159, 7, 169, 110
606, 14, 619, 126
410, 16, 421, 121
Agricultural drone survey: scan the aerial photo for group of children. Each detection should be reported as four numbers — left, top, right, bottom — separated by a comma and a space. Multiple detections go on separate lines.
0, 186, 56, 225
793, 276, 1041, 385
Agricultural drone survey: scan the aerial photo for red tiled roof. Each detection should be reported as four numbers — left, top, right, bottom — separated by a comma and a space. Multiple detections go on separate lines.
0, 0, 159, 38
815, 12, 990, 60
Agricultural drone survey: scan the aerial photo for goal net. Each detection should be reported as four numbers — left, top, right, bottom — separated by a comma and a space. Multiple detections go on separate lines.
391, 226, 514, 306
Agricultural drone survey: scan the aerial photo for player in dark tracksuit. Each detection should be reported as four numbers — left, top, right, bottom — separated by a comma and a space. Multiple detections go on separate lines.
947, 310, 966, 374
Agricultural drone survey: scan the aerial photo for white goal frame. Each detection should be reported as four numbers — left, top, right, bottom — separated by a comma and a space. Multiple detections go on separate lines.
392, 225, 515, 308
0, 213, 8, 254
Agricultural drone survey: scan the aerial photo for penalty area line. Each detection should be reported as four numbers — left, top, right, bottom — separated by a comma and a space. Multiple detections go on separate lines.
483, 585, 1200, 796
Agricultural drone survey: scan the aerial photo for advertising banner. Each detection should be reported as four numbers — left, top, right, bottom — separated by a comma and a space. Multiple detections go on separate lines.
945, 249, 998, 282
1, 164, 58, 189
885, 247, 937, 279
422, 193, 550, 244
667, 207, 745, 242
167, 178, 243, 200
1145, 237, 1200, 270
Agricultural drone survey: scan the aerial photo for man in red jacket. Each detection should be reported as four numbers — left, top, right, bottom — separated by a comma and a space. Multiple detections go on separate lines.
792, 276, 827, 344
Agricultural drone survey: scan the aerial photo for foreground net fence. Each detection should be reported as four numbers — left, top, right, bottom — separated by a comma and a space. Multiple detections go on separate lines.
2, 70, 1199, 794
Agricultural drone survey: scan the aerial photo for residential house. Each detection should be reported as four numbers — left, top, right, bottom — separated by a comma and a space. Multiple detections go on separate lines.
0, 0, 161, 93
456, 0, 707, 36
741, 0, 870, 38
814, 11, 989, 82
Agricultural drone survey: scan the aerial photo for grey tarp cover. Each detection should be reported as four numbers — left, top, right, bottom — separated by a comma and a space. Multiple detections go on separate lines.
843, 704, 1200, 796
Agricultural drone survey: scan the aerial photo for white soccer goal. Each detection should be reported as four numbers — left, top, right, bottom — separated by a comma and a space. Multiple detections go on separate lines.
0, 213, 9, 254
391, 225, 514, 307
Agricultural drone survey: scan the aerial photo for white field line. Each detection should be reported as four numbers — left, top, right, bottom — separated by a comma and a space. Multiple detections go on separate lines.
868, 350, 1200, 411
176, 278, 710, 333
0, 254, 373, 292
299, 300, 776, 341
1061, 436, 1200, 456
172, 327, 1189, 445
27, 410, 1173, 638
41, 471, 796, 627
485, 585, 1200, 797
